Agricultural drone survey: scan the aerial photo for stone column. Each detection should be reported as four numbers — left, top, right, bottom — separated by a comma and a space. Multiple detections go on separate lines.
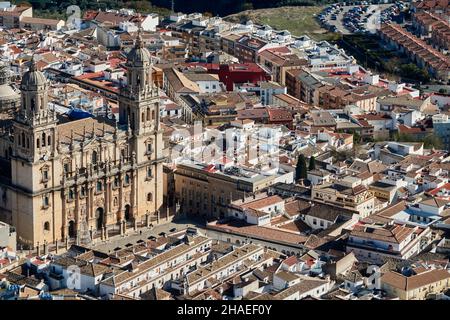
43, 240, 48, 255
89, 227, 93, 242
145, 212, 150, 228
134, 219, 137, 231
120, 220, 125, 236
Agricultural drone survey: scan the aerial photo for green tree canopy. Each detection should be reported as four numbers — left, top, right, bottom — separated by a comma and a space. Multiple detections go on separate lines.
296, 154, 307, 181
308, 155, 316, 171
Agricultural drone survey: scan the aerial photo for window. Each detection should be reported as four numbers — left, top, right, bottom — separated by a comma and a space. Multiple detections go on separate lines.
80, 186, 86, 197
113, 177, 119, 188
68, 188, 75, 200
44, 221, 50, 231
42, 132, 46, 147
124, 174, 130, 185
63, 162, 70, 176
92, 151, 98, 164
147, 193, 153, 202
96, 181, 102, 192
42, 168, 49, 182
147, 167, 153, 179
42, 194, 49, 207
147, 143, 153, 154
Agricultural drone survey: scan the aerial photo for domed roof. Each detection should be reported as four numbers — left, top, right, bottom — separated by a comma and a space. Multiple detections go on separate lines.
21, 59, 47, 89
0, 64, 19, 101
0, 83, 19, 100
126, 31, 151, 66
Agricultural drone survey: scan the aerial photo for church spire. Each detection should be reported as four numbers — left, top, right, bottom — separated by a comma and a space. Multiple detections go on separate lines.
29, 55, 37, 72
136, 26, 144, 49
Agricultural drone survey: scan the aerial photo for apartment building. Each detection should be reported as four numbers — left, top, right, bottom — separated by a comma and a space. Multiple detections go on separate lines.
184, 243, 265, 294
50, 234, 212, 299
346, 223, 433, 264
381, 268, 450, 300
311, 176, 376, 218
174, 162, 294, 219
257, 49, 306, 85
412, 11, 450, 51
379, 23, 450, 82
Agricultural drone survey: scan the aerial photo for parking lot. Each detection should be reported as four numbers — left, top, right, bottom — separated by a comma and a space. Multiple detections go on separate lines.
317, 1, 408, 35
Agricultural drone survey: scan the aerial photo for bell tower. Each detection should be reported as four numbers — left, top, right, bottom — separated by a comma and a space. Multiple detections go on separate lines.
118, 29, 160, 136
118, 30, 163, 225
13, 58, 57, 163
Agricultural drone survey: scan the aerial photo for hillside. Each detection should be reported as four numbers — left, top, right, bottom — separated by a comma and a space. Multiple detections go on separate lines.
225, 6, 338, 41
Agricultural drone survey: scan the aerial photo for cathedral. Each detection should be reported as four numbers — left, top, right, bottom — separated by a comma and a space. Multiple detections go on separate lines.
0, 33, 164, 249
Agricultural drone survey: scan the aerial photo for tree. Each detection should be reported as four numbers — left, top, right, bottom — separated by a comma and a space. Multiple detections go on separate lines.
308, 156, 316, 171
399, 63, 431, 83
423, 134, 444, 150
295, 154, 307, 181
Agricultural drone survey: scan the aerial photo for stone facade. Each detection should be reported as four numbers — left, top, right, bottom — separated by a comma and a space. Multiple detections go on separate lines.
0, 33, 163, 248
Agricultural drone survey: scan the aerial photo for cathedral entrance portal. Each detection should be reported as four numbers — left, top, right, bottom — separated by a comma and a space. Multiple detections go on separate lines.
124, 204, 132, 222
68, 221, 76, 238
96, 208, 104, 230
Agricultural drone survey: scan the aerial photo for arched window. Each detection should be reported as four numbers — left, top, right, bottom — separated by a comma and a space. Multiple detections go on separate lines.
47, 135, 51, 146
92, 150, 98, 164
151, 110, 155, 120
113, 197, 118, 206
42, 132, 46, 147
142, 112, 145, 122
26, 137, 30, 149
124, 174, 130, 185
147, 167, 152, 178
113, 177, 119, 188
44, 221, 50, 231
37, 138, 40, 148
146, 108, 150, 121
21, 132, 25, 147
96, 181, 102, 192
147, 193, 153, 202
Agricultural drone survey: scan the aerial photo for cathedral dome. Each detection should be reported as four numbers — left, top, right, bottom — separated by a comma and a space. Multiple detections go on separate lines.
126, 32, 151, 66
0, 64, 20, 112
20, 60, 47, 90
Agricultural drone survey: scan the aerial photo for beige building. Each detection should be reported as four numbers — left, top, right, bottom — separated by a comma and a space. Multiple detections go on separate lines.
381, 269, 450, 300
0, 33, 163, 249
311, 177, 376, 218
174, 162, 294, 219
0, 5, 64, 31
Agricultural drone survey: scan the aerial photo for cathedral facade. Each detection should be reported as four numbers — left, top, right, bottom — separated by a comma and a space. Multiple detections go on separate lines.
0, 34, 164, 249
